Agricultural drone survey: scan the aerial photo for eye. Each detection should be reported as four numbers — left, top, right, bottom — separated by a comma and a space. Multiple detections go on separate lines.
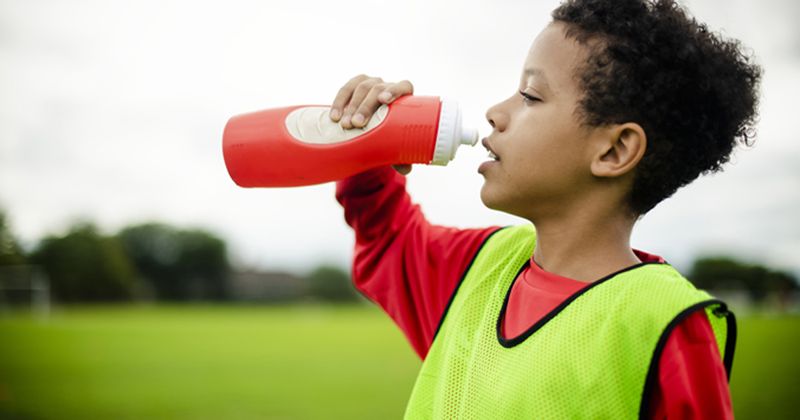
518, 90, 541, 104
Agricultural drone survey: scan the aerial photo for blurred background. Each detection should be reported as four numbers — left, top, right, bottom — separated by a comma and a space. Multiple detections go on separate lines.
0, 0, 797, 418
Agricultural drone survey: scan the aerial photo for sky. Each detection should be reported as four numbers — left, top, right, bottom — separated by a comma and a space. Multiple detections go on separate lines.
1, 0, 798, 277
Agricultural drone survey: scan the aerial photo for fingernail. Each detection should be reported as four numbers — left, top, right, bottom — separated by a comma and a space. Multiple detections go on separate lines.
379, 91, 392, 102
330, 109, 340, 120
352, 113, 364, 126
341, 115, 351, 126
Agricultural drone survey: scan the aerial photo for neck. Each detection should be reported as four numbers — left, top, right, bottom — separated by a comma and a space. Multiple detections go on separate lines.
527, 201, 640, 283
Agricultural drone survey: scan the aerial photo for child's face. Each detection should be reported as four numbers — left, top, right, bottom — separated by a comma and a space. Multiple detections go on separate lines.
480, 22, 605, 220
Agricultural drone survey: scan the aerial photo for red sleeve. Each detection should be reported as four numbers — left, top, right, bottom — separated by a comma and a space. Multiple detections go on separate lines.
335, 165, 501, 359
649, 310, 734, 419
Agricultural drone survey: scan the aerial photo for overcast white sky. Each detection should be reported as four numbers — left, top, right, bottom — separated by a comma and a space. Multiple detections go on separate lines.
1, 0, 798, 277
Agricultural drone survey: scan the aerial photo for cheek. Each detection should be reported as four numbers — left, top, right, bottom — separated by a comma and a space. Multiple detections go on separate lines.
527, 115, 586, 165
509, 129, 563, 174
510, 127, 587, 188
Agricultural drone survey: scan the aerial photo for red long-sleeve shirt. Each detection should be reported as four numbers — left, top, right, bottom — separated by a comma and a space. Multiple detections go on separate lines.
335, 165, 733, 419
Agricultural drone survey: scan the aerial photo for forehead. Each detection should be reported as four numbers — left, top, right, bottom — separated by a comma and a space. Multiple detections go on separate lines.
522, 22, 588, 95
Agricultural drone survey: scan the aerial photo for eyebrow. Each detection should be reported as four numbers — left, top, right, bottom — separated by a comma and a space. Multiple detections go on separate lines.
523, 67, 551, 92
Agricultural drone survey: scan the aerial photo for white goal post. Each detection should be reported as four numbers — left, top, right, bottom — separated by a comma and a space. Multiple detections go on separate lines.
0, 265, 50, 319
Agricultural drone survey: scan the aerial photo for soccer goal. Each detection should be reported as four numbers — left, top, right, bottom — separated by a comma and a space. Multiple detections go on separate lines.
0, 265, 50, 319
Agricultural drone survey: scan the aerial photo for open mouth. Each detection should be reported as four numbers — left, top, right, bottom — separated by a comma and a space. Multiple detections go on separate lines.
482, 137, 500, 161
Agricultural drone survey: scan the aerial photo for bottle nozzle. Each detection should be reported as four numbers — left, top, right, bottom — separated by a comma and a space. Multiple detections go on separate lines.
431, 99, 480, 165
461, 127, 479, 146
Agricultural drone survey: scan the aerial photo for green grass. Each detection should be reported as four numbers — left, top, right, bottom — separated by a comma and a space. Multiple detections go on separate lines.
0, 304, 421, 419
0, 304, 797, 419
729, 314, 800, 419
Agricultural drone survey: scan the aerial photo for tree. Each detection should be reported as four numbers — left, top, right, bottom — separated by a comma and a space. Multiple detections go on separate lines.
305, 264, 360, 303
31, 223, 136, 302
689, 256, 798, 305
117, 223, 230, 301
0, 210, 26, 266
174, 229, 230, 300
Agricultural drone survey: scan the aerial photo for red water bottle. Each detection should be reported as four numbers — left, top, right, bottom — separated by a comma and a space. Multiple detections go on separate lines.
222, 95, 479, 187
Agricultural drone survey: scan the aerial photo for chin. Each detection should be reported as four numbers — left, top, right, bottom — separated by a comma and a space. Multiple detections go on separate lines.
481, 183, 533, 221
479, 183, 504, 211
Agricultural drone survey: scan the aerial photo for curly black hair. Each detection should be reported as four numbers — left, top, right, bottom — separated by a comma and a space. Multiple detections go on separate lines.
551, 0, 762, 215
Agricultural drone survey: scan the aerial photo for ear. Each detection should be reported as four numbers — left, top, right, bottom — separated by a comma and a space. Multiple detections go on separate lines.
590, 123, 647, 178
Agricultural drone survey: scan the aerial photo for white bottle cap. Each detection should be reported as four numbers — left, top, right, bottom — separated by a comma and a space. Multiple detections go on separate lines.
431, 99, 479, 165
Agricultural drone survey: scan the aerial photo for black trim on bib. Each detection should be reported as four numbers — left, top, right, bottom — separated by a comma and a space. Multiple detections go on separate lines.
429, 225, 511, 352
638, 299, 736, 420
496, 261, 668, 348
719, 305, 737, 379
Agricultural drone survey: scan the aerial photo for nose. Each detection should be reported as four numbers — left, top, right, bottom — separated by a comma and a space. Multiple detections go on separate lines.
485, 101, 507, 131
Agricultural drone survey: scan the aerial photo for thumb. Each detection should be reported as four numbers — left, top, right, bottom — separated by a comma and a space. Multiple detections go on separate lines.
392, 164, 413, 175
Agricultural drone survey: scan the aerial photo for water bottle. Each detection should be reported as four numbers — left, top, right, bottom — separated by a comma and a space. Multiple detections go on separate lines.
222, 95, 479, 187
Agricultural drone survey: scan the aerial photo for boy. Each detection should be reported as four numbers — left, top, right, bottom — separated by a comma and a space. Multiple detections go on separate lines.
329, 0, 761, 418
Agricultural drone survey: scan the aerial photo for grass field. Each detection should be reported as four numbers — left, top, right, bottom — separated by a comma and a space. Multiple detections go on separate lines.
0, 304, 797, 419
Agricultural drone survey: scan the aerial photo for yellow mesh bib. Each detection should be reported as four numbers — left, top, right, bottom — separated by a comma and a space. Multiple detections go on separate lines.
404, 223, 735, 419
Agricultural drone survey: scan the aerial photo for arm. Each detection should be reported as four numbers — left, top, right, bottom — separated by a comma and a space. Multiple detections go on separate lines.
336, 165, 501, 359
649, 310, 734, 419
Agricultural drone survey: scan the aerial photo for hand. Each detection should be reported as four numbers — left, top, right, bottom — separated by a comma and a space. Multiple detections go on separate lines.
329, 74, 415, 176
392, 164, 412, 175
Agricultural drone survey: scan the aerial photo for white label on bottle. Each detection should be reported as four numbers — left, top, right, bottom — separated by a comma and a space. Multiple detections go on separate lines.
285, 105, 389, 144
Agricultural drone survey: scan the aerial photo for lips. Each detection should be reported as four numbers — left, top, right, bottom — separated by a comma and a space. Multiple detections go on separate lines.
482, 137, 499, 161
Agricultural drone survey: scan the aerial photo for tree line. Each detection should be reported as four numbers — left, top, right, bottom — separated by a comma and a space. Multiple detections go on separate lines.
0, 211, 359, 304
0, 210, 796, 306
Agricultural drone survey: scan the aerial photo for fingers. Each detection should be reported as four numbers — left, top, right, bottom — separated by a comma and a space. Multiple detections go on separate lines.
330, 74, 370, 122
378, 80, 414, 105
329, 75, 415, 130
330, 75, 381, 129
351, 84, 387, 128
346, 80, 381, 128
352, 80, 415, 129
